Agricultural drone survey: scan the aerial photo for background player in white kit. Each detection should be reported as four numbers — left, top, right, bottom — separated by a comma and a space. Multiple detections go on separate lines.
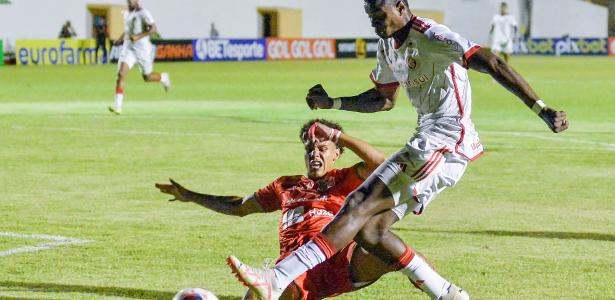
228, 0, 569, 299
109, 0, 171, 115
490, 2, 518, 63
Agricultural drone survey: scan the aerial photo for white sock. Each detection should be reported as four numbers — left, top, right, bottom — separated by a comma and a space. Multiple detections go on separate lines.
272, 241, 327, 290
400, 254, 451, 299
160, 72, 169, 84
114, 92, 124, 110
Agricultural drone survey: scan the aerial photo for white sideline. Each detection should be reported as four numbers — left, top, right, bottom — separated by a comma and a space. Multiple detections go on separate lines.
481, 130, 615, 151
11, 125, 290, 143
11, 125, 615, 151
0, 232, 93, 257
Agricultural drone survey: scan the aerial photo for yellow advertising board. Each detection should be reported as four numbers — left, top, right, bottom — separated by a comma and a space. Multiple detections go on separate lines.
16, 39, 98, 66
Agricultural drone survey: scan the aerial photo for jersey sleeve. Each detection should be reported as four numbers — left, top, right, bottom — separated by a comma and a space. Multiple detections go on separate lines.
142, 9, 155, 25
255, 178, 282, 212
370, 40, 400, 90
423, 21, 481, 69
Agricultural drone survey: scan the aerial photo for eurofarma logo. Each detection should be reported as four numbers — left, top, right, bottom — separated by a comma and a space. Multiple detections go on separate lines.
16, 39, 98, 66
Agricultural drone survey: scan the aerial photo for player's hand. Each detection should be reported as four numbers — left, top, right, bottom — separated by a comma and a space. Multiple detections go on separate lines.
155, 179, 192, 202
113, 39, 123, 46
303, 122, 342, 144
539, 107, 568, 133
306, 84, 333, 110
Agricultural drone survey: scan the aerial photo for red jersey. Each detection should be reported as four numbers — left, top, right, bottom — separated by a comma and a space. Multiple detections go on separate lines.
255, 166, 363, 258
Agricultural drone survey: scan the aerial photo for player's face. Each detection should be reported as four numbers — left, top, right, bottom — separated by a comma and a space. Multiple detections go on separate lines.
365, 3, 407, 38
304, 140, 340, 179
127, 0, 139, 10
501, 5, 508, 15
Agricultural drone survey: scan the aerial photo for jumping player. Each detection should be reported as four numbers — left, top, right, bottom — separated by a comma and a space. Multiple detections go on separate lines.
157, 119, 467, 300
228, 0, 568, 299
109, 0, 171, 115
490, 2, 518, 63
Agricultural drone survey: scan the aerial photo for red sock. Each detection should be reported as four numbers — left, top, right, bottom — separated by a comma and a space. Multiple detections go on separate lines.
115, 88, 124, 94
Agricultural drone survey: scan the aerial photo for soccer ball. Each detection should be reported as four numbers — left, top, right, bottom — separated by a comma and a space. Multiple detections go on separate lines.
172, 288, 219, 300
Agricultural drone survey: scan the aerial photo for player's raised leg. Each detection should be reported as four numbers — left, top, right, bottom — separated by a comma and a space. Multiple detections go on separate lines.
137, 49, 171, 92
142, 71, 171, 91
357, 211, 468, 299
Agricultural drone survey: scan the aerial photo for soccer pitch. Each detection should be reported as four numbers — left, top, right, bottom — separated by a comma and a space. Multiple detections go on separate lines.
1, 57, 614, 299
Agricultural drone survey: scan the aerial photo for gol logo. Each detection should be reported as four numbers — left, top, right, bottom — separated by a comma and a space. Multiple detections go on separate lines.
267, 39, 335, 60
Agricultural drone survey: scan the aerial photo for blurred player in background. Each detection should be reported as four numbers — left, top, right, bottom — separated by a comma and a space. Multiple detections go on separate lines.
490, 2, 518, 63
109, 0, 171, 115
210, 22, 220, 38
157, 119, 468, 300
94, 16, 109, 64
229, 0, 568, 299
58, 21, 77, 38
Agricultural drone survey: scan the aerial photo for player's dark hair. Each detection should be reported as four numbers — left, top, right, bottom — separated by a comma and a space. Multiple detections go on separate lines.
299, 119, 345, 154
364, 0, 409, 12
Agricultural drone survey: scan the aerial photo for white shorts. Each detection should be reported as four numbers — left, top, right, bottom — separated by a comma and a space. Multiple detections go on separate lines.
373, 133, 469, 219
118, 46, 154, 75
491, 40, 514, 54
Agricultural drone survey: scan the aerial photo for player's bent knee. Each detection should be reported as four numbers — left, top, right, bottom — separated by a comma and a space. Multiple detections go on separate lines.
356, 221, 386, 248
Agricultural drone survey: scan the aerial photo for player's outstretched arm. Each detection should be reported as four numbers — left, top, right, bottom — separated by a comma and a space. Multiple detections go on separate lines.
113, 33, 125, 46
155, 179, 264, 217
467, 49, 568, 133
338, 130, 387, 178
305, 84, 398, 113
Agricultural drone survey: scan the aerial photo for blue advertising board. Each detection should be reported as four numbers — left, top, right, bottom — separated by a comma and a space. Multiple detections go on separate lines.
515, 36, 607, 56
192, 39, 266, 62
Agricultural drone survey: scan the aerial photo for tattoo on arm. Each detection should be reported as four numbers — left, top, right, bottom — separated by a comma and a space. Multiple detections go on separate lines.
339, 88, 389, 113
184, 191, 246, 216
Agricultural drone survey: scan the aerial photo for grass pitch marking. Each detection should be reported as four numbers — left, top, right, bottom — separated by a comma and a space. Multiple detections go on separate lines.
481, 130, 615, 151
11, 125, 615, 151
0, 232, 93, 257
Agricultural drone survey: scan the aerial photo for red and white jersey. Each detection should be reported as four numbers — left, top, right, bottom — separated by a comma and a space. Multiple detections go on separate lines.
370, 16, 483, 161
123, 8, 155, 51
255, 166, 363, 258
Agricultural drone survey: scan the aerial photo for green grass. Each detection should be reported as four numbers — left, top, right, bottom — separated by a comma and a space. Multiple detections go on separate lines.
0, 57, 614, 299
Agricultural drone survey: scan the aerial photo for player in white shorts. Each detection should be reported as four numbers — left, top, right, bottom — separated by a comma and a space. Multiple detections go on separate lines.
109, 0, 171, 115
490, 2, 518, 63
227, 1, 568, 299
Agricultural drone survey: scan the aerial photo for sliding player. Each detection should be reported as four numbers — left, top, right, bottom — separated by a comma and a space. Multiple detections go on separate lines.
157, 119, 467, 300
228, 0, 568, 299
109, 0, 171, 115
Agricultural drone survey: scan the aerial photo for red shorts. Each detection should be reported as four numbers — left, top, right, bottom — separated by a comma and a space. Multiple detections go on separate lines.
291, 242, 357, 300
